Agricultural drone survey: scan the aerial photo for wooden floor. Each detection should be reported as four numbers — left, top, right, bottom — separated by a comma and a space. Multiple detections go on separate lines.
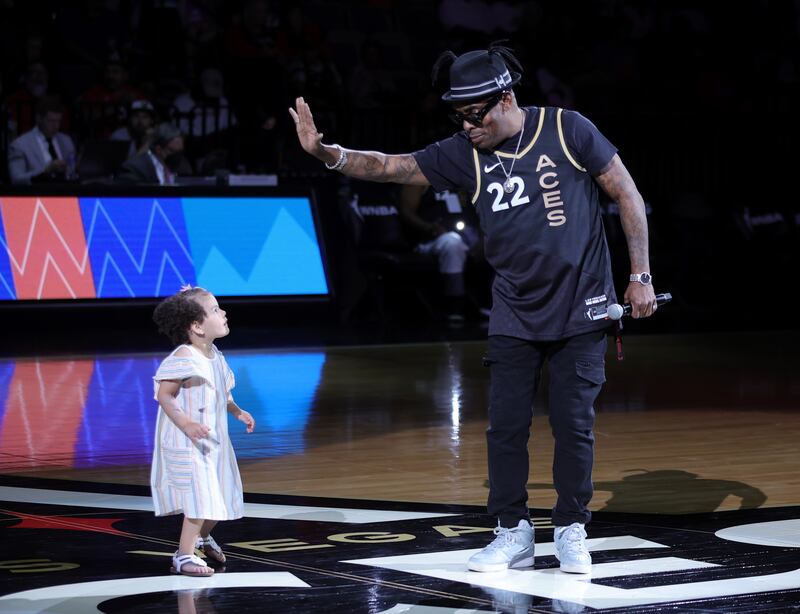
4, 330, 799, 513
1, 328, 798, 613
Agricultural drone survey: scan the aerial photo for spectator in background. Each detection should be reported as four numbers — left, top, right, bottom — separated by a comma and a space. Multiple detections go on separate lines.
172, 67, 236, 139
275, 5, 325, 65
276, 4, 342, 112
438, 0, 524, 36
237, 103, 281, 173
4, 62, 52, 138
111, 99, 156, 159
53, 1, 130, 69
535, 66, 575, 108
130, 0, 186, 82
78, 51, 147, 138
181, 4, 224, 79
223, 0, 281, 61
285, 45, 344, 145
289, 46, 343, 109
399, 184, 474, 322
3, 29, 49, 98
348, 39, 397, 110
7, 95, 76, 184
222, 0, 287, 143
116, 122, 188, 185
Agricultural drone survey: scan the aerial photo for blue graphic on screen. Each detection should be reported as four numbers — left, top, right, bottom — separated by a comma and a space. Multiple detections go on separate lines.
75, 356, 161, 467
59, 351, 324, 467
0, 217, 16, 299
226, 352, 326, 459
79, 197, 196, 298
0, 361, 14, 425
182, 198, 328, 296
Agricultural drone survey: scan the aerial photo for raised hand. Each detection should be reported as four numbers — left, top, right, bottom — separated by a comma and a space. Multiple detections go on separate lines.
289, 97, 325, 158
287, 96, 429, 186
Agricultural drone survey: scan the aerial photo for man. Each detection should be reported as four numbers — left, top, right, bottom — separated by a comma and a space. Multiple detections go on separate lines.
116, 122, 187, 185
398, 184, 482, 323
289, 43, 657, 575
8, 95, 76, 184
79, 51, 147, 138
111, 99, 156, 159
4, 62, 52, 138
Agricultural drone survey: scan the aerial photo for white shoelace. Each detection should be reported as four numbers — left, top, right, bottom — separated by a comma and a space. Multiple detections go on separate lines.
560, 525, 588, 554
487, 525, 519, 550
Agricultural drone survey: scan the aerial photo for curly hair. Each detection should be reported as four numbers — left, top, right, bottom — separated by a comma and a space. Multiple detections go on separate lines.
152, 287, 209, 346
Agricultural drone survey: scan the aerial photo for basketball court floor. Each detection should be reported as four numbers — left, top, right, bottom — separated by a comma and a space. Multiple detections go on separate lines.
0, 329, 798, 613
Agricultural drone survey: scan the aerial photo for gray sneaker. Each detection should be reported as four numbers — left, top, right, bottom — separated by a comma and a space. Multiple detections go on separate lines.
554, 523, 592, 574
478, 586, 532, 613
467, 519, 535, 572
552, 598, 587, 613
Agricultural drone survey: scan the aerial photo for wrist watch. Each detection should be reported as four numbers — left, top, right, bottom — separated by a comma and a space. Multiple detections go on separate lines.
630, 272, 653, 285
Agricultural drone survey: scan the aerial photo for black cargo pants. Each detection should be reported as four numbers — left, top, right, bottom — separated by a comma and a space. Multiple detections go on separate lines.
484, 329, 607, 528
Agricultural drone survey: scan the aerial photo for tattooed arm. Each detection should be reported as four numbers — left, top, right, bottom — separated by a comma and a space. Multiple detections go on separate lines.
595, 154, 657, 318
289, 97, 430, 185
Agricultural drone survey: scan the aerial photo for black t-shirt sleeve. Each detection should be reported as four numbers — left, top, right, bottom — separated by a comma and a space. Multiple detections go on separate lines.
561, 110, 618, 176
412, 134, 475, 193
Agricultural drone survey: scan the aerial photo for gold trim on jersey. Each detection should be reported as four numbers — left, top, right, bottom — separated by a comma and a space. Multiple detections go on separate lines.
471, 107, 546, 203
495, 106, 545, 159
557, 108, 586, 172
471, 149, 482, 203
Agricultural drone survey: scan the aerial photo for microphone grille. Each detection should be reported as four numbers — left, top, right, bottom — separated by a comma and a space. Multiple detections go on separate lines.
607, 303, 624, 320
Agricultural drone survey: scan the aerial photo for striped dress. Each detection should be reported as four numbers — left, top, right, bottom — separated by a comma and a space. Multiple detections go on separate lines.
150, 344, 244, 520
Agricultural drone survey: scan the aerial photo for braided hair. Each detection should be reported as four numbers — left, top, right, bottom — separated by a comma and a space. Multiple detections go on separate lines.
431, 40, 524, 88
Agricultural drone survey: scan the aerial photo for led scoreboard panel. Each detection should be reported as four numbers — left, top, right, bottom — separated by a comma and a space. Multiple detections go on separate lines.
0, 189, 329, 301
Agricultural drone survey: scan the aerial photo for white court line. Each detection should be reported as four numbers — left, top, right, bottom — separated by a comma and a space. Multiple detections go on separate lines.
345, 535, 671, 574
0, 486, 456, 524
716, 519, 800, 548
344, 536, 800, 610
0, 572, 308, 613
378, 605, 491, 614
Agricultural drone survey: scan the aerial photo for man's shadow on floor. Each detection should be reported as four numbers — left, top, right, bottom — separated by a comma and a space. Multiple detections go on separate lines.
486, 469, 767, 514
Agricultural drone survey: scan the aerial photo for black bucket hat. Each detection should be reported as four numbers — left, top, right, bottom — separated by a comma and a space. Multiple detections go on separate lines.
441, 49, 522, 103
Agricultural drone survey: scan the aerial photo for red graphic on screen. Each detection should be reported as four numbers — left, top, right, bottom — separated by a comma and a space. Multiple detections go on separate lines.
0, 196, 95, 299
0, 359, 95, 467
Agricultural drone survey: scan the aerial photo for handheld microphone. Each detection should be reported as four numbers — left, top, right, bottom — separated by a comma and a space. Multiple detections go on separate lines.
607, 293, 672, 320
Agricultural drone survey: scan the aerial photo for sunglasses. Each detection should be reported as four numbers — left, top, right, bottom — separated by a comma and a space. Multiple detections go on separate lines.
449, 91, 506, 127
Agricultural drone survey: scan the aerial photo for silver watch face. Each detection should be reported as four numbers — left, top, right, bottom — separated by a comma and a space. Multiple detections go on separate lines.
639, 272, 652, 285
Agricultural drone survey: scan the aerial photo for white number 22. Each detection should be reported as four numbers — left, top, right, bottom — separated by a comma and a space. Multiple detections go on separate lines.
488, 177, 530, 212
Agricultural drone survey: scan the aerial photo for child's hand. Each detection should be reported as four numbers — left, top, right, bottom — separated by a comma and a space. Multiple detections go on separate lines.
183, 421, 211, 442
237, 410, 255, 433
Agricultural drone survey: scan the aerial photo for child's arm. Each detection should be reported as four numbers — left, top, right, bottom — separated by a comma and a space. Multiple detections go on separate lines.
156, 379, 211, 442
227, 394, 255, 433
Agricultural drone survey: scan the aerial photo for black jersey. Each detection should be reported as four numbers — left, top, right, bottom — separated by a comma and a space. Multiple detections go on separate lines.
413, 106, 618, 341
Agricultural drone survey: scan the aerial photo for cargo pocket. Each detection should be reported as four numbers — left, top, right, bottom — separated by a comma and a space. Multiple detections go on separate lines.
575, 357, 606, 386
162, 446, 194, 491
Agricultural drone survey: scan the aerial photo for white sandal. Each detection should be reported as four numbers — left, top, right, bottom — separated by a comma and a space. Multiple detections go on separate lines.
171, 551, 214, 577
196, 535, 226, 564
